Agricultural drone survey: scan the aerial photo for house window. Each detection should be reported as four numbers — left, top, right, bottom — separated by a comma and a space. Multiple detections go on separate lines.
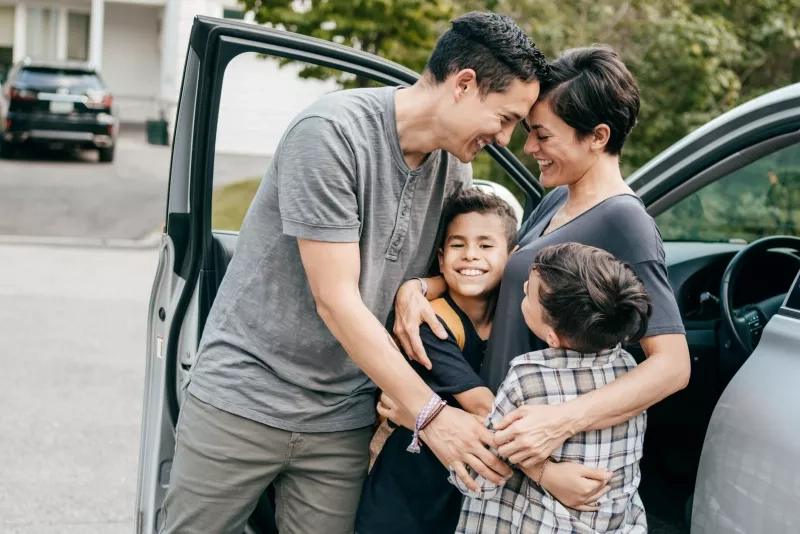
25, 7, 59, 61
67, 12, 90, 61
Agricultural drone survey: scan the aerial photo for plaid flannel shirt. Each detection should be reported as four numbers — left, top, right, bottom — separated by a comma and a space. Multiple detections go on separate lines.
450, 345, 648, 534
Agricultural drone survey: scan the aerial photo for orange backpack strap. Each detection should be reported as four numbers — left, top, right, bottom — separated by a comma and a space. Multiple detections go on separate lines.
430, 298, 465, 351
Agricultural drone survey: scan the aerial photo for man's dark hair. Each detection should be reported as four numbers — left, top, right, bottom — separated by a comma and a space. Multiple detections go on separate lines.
442, 186, 518, 251
424, 11, 550, 95
530, 243, 652, 353
537, 45, 639, 155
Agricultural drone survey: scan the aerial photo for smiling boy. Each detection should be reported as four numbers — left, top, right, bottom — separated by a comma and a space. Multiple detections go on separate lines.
354, 187, 518, 534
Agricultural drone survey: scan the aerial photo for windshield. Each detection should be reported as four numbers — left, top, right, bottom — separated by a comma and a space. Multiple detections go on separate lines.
654, 143, 800, 243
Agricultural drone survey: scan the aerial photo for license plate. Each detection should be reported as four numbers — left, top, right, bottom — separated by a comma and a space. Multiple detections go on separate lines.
49, 101, 74, 114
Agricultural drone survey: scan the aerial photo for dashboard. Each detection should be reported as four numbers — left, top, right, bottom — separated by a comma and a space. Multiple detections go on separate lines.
663, 242, 800, 325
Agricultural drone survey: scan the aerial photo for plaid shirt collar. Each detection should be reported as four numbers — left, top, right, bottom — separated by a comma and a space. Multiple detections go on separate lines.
518, 343, 622, 370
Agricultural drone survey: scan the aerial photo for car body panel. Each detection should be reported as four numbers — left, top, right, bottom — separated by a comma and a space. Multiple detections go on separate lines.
691, 291, 800, 533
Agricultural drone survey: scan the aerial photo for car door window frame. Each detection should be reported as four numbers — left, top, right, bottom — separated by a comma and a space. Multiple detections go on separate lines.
162, 17, 545, 425
175, 17, 543, 273
647, 129, 800, 218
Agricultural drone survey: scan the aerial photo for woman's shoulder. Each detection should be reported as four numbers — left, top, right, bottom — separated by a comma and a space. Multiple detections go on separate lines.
593, 193, 665, 263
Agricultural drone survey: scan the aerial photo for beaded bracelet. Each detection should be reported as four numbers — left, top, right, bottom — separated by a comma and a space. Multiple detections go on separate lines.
407, 393, 447, 453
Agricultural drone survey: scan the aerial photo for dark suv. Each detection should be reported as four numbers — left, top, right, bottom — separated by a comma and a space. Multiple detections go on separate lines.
0, 59, 119, 162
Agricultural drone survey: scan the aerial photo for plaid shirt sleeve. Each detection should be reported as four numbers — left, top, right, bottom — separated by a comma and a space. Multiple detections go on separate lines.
448, 367, 523, 499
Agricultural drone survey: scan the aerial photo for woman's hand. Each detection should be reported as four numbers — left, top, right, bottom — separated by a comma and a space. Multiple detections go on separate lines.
377, 392, 414, 430
494, 403, 576, 468
393, 278, 448, 369
522, 461, 612, 512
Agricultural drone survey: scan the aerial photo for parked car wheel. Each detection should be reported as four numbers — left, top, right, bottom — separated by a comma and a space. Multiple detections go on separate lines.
0, 139, 14, 159
98, 146, 115, 163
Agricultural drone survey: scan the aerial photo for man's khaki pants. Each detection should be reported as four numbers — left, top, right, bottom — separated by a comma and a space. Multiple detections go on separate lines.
159, 393, 373, 534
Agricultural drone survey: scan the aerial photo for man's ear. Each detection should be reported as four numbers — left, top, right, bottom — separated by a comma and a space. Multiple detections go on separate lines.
437, 248, 444, 271
452, 69, 478, 101
591, 124, 611, 152
511, 244, 520, 255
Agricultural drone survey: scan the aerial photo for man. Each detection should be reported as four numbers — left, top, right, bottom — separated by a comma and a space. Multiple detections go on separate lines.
160, 11, 549, 534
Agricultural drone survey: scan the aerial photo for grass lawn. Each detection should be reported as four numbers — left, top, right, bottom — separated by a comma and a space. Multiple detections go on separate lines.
212, 178, 262, 231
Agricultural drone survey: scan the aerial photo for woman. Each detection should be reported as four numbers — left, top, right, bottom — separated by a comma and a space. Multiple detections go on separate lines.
391, 45, 691, 509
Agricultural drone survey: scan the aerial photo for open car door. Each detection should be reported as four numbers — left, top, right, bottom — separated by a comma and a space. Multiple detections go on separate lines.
134, 15, 543, 534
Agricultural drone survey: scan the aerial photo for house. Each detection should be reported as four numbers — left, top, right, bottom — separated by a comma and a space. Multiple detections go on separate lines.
0, 0, 336, 155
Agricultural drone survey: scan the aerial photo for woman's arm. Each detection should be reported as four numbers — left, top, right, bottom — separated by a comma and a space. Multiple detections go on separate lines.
393, 276, 448, 369
493, 333, 690, 467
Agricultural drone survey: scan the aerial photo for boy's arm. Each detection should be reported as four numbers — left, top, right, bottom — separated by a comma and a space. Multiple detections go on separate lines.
453, 387, 495, 419
417, 324, 494, 418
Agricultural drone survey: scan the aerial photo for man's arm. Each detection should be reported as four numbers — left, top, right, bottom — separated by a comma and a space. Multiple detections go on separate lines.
297, 239, 511, 488
448, 368, 521, 500
494, 333, 690, 467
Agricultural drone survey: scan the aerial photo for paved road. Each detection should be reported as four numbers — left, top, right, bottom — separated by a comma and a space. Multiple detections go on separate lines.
0, 243, 158, 533
0, 130, 269, 242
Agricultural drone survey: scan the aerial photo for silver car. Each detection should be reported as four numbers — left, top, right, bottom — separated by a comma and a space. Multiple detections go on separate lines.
135, 15, 800, 534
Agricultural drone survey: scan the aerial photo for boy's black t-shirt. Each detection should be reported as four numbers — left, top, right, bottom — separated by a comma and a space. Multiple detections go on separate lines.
355, 293, 488, 534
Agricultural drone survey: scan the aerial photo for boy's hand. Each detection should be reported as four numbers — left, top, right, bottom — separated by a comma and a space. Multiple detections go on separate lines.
422, 406, 512, 492
393, 279, 448, 370
377, 393, 414, 430
521, 461, 612, 511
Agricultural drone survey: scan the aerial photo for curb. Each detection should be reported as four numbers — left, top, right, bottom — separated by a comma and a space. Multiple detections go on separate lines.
0, 231, 163, 250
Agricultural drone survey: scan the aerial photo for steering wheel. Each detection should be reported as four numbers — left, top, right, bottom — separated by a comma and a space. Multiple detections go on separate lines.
720, 235, 800, 355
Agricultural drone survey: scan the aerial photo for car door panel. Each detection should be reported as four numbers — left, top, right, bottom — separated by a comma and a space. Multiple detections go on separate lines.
138, 15, 542, 534
691, 274, 800, 533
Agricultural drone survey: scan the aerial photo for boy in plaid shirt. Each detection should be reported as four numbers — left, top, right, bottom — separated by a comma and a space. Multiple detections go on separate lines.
452, 242, 653, 534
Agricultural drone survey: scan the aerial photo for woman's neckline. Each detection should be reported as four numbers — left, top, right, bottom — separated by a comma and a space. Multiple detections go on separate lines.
539, 191, 640, 238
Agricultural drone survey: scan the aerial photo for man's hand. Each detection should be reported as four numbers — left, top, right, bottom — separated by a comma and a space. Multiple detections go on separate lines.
422, 406, 512, 492
521, 461, 612, 512
392, 279, 447, 369
494, 404, 575, 468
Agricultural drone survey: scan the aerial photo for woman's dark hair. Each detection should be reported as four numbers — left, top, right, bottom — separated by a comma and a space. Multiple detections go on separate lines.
425, 11, 550, 96
530, 242, 652, 353
538, 45, 640, 155
442, 186, 519, 252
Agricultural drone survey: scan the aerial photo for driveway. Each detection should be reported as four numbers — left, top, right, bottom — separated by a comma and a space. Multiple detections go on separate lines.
0, 127, 269, 243
0, 243, 158, 533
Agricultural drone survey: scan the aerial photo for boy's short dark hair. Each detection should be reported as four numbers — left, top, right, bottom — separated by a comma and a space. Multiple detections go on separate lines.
424, 11, 550, 96
442, 187, 518, 251
530, 243, 652, 353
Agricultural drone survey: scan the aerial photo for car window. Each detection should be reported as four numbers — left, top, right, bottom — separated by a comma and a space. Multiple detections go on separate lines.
18, 68, 104, 91
655, 143, 800, 243
211, 52, 346, 231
